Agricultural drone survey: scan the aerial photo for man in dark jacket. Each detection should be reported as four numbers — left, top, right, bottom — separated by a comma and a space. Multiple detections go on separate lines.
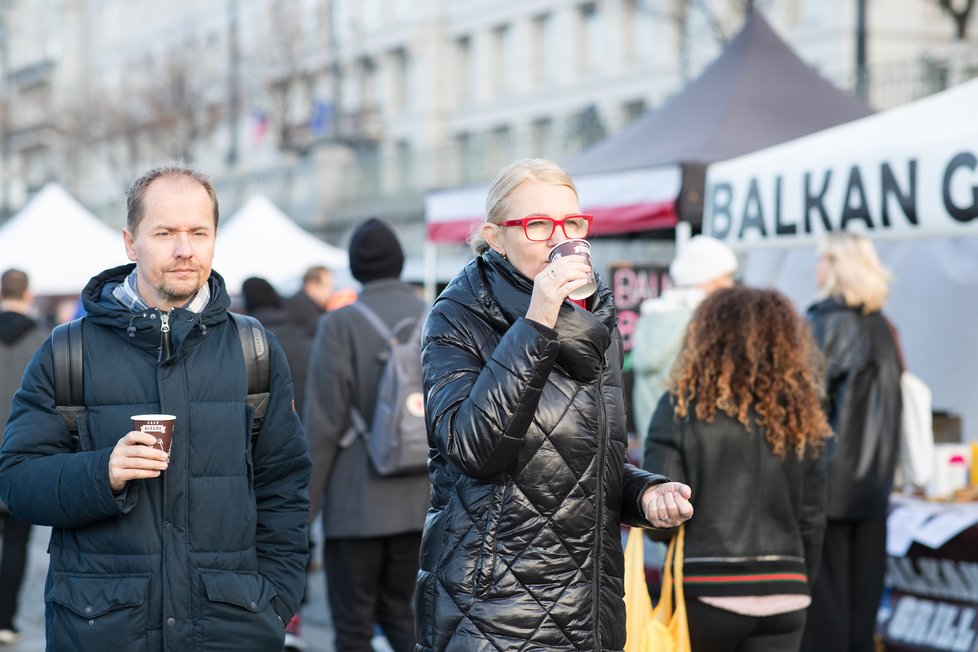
0, 269, 47, 645
284, 265, 334, 417
304, 218, 429, 652
0, 166, 311, 652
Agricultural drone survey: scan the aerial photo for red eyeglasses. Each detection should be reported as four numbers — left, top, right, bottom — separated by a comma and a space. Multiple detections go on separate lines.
499, 214, 593, 241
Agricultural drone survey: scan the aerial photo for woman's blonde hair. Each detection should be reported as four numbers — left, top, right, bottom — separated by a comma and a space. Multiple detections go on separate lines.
672, 286, 831, 459
468, 158, 578, 255
817, 231, 892, 313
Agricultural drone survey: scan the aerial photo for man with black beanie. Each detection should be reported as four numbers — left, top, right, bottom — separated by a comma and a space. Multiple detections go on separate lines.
304, 218, 429, 652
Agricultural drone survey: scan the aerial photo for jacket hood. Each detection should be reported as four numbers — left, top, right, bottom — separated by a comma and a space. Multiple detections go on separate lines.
80, 263, 232, 357
0, 311, 39, 345
437, 250, 615, 383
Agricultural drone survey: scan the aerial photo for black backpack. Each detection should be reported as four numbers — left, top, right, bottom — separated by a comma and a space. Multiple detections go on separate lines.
52, 313, 270, 451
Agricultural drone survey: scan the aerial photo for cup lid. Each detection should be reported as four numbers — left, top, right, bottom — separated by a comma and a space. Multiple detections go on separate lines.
130, 414, 176, 421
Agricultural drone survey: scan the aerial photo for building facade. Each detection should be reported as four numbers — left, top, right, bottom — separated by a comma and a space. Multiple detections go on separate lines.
0, 0, 974, 272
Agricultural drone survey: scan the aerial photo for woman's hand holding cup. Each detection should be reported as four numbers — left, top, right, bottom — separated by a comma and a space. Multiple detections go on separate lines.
526, 252, 594, 328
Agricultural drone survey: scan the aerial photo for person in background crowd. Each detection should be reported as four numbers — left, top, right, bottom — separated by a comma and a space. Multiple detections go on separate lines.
0, 269, 47, 646
0, 165, 311, 652
304, 218, 429, 652
284, 266, 334, 418
631, 235, 737, 443
801, 231, 902, 652
285, 266, 333, 336
241, 275, 311, 652
644, 286, 830, 652
414, 158, 693, 651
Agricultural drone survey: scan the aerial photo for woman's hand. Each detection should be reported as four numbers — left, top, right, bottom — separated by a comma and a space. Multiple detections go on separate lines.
524, 254, 593, 328
641, 482, 693, 529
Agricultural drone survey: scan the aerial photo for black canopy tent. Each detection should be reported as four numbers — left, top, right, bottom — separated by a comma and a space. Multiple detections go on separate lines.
564, 9, 874, 229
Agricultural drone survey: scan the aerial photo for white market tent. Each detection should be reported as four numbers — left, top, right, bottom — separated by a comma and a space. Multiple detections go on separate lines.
213, 194, 349, 296
704, 78, 978, 441
0, 182, 126, 295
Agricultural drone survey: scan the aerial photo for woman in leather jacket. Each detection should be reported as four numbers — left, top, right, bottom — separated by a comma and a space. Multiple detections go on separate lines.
801, 231, 903, 652
415, 158, 693, 651
644, 286, 831, 652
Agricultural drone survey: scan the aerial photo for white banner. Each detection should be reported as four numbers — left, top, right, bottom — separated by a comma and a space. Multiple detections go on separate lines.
704, 79, 978, 249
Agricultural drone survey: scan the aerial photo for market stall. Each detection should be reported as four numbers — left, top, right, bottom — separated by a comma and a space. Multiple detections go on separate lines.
704, 77, 978, 442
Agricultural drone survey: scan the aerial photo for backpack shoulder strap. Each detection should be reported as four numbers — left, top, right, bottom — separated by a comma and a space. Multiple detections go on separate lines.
229, 312, 269, 395
349, 301, 396, 340
52, 318, 86, 443
52, 318, 85, 407
229, 313, 270, 451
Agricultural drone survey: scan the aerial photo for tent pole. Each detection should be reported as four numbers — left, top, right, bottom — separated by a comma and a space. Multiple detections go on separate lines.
675, 220, 692, 254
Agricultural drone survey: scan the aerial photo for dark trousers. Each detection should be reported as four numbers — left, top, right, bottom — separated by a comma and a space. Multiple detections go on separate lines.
801, 518, 887, 652
324, 532, 421, 652
687, 598, 806, 652
0, 512, 31, 631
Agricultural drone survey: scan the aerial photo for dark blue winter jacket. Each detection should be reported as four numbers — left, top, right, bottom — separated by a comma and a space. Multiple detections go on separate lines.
0, 264, 311, 651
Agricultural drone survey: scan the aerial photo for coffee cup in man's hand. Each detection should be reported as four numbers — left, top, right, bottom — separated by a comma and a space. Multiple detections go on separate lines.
131, 414, 176, 459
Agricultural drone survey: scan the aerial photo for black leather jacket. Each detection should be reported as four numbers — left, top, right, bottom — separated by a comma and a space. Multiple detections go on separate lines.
807, 298, 902, 520
415, 251, 665, 652
644, 394, 826, 595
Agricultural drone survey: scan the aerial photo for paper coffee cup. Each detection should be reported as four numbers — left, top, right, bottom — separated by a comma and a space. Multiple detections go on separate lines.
131, 414, 176, 456
548, 239, 597, 300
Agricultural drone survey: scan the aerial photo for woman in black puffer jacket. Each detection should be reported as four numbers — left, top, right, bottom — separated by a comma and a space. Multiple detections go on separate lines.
416, 159, 693, 652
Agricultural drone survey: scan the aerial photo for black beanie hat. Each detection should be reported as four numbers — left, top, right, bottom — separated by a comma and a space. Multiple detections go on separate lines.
241, 277, 283, 312
349, 218, 404, 283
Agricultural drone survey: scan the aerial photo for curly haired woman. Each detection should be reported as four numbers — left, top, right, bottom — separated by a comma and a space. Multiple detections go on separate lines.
643, 286, 831, 652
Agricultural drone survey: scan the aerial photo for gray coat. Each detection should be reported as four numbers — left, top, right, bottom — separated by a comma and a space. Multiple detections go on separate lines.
304, 279, 431, 538
0, 310, 47, 512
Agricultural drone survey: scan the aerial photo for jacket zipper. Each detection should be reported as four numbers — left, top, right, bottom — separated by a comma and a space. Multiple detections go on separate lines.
159, 310, 172, 363
592, 362, 608, 652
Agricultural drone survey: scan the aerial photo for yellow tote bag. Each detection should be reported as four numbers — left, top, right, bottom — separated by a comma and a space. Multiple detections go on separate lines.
624, 524, 691, 652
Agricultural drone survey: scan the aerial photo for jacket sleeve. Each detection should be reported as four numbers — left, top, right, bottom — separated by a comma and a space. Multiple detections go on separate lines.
0, 340, 137, 527
800, 448, 827, 585
422, 307, 560, 480
252, 332, 311, 622
642, 393, 688, 540
621, 464, 668, 528
302, 311, 354, 521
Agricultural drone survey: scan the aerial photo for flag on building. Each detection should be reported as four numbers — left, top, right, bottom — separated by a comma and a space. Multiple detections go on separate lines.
252, 110, 269, 142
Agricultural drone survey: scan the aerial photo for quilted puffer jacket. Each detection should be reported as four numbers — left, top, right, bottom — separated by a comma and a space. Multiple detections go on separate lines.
416, 251, 666, 652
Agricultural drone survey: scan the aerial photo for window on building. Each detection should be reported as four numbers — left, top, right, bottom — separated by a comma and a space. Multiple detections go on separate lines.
390, 48, 410, 109
358, 57, 377, 109
623, 0, 655, 63
395, 140, 413, 192
455, 132, 478, 184
491, 24, 516, 95
578, 3, 602, 74
530, 117, 554, 159
487, 125, 514, 177
531, 13, 556, 85
455, 36, 473, 103
622, 99, 647, 126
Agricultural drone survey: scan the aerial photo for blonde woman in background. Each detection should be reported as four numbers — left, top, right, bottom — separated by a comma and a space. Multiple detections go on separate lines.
801, 231, 902, 652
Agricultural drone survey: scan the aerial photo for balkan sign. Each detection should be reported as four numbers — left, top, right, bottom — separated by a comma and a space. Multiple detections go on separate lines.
703, 78, 978, 249
705, 151, 978, 248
